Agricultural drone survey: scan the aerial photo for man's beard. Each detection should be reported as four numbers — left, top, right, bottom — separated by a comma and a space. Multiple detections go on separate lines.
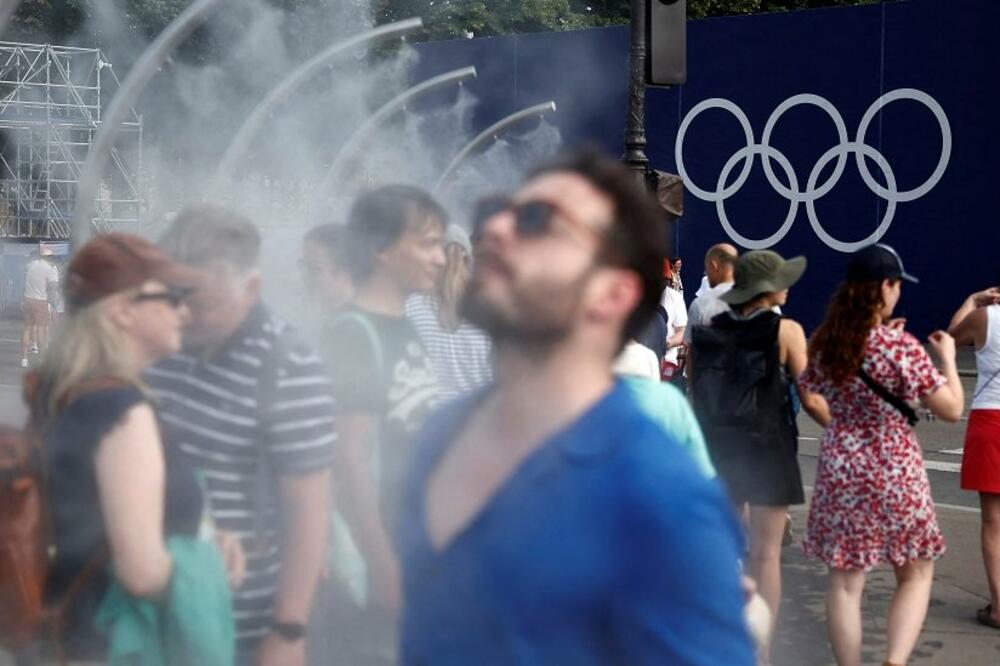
460, 273, 586, 349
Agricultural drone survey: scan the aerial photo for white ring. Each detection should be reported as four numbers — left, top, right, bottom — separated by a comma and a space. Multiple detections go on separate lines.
760, 93, 850, 201
854, 88, 951, 203
716, 145, 799, 249
806, 142, 898, 253
675, 98, 755, 202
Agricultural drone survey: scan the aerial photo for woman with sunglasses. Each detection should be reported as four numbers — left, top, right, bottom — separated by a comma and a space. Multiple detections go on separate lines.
948, 283, 1000, 629
801, 244, 964, 666
32, 234, 241, 662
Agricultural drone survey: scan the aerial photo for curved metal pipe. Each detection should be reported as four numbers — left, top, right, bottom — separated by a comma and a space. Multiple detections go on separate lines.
434, 101, 557, 193
72, 0, 224, 247
0, 0, 23, 35
313, 66, 477, 207
210, 17, 423, 193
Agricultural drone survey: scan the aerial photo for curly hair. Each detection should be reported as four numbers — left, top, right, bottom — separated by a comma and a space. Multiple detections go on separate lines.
808, 280, 885, 385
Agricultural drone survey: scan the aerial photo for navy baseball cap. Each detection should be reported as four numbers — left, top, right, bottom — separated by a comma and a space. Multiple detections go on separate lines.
846, 243, 919, 284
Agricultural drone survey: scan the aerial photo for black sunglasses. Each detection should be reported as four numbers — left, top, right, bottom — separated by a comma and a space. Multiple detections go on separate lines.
133, 285, 193, 308
471, 197, 559, 243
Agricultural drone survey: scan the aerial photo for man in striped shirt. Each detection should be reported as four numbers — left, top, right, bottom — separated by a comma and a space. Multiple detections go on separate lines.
146, 206, 335, 666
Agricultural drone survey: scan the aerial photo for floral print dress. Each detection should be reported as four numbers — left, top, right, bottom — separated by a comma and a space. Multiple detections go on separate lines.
801, 325, 947, 571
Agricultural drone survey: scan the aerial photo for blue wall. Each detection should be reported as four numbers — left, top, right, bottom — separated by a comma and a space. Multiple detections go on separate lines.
414, 0, 995, 336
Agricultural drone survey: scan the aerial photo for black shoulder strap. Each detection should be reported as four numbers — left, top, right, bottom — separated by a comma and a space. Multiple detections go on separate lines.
858, 368, 919, 426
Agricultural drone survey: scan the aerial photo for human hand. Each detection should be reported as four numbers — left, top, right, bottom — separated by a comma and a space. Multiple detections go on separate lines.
214, 530, 246, 589
928, 330, 956, 362
972, 287, 1000, 308
256, 632, 305, 666
887, 317, 907, 331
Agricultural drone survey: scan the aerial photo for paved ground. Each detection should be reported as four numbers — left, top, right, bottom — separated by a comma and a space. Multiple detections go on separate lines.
0, 316, 995, 665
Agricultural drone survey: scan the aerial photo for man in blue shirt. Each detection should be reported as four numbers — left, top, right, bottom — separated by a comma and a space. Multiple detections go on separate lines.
396, 150, 754, 665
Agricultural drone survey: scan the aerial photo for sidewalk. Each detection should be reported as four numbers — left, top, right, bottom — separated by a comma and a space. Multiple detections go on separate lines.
774, 501, 998, 665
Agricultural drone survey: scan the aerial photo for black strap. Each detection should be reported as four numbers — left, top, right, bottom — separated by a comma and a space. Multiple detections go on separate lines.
858, 368, 919, 426
974, 367, 1000, 404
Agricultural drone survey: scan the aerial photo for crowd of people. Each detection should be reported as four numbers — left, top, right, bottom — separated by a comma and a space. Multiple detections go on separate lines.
4, 147, 999, 666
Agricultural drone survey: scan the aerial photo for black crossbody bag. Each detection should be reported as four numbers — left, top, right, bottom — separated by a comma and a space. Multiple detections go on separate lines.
858, 368, 919, 427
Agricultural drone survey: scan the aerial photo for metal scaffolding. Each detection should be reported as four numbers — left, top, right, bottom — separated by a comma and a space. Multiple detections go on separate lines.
0, 41, 142, 239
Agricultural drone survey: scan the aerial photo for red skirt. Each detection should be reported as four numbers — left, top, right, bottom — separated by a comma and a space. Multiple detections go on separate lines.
961, 409, 1000, 493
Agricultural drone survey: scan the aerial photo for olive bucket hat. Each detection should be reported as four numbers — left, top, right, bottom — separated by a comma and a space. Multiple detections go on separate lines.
720, 249, 807, 305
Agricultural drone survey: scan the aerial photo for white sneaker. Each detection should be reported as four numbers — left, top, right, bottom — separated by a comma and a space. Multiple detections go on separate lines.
20, 358, 28, 368
29, 344, 38, 353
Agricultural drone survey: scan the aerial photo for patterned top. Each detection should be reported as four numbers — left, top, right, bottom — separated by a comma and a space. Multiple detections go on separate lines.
405, 294, 492, 400
146, 303, 336, 653
800, 325, 946, 571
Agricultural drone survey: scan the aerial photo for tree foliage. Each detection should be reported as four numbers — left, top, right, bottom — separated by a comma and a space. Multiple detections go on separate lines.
6, 0, 881, 47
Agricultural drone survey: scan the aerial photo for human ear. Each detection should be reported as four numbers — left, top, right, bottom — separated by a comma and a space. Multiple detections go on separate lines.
104, 295, 134, 331
588, 269, 642, 324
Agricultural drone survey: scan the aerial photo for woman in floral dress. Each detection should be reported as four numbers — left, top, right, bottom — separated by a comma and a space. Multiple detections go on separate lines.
800, 244, 965, 666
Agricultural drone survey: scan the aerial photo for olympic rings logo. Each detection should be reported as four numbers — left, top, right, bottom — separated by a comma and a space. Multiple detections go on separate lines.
674, 89, 951, 252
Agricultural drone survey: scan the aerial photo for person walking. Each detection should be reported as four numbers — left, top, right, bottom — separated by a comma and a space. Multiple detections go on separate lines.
948, 284, 1000, 628
147, 206, 336, 666
20, 249, 59, 368
396, 150, 754, 664
801, 243, 965, 666
32, 234, 240, 662
405, 224, 492, 400
689, 249, 830, 665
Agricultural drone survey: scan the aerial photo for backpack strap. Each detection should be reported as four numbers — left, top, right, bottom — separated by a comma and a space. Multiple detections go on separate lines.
331, 310, 385, 378
858, 368, 919, 427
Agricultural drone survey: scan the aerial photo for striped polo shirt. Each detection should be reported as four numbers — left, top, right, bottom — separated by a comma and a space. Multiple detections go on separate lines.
146, 303, 336, 653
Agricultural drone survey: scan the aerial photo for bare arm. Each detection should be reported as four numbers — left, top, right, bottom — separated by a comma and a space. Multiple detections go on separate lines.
666, 327, 685, 349
948, 287, 1000, 333
921, 331, 964, 422
949, 308, 987, 349
270, 470, 330, 623
781, 320, 831, 427
94, 403, 172, 598
333, 412, 400, 611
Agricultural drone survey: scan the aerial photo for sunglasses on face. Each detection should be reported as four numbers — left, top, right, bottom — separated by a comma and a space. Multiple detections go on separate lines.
471, 197, 565, 244
133, 285, 193, 308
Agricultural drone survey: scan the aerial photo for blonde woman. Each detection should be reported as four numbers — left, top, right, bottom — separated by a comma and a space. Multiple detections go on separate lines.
33, 234, 242, 661
406, 224, 493, 400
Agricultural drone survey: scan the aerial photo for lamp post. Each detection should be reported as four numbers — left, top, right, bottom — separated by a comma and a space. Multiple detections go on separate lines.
623, 0, 651, 187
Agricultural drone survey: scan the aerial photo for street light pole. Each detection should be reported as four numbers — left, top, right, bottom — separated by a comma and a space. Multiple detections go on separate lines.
623, 0, 650, 186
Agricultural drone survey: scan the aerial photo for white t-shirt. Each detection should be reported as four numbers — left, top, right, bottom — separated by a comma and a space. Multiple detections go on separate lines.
23, 259, 58, 301
659, 287, 688, 364
613, 341, 661, 381
683, 281, 734, 344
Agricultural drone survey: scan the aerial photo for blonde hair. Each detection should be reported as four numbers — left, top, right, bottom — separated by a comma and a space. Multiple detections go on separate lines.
437, 243, 470, 332
31, 297, 140, 428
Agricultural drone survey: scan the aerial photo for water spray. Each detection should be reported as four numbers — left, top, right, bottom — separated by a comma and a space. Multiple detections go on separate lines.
210, 17, 424, 195
434, 101, 557, 193
313, 65, 477, 213
71, 0, 225, 249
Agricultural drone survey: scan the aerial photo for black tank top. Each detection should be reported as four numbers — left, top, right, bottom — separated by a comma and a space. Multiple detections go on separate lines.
43, 386, 203, 659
